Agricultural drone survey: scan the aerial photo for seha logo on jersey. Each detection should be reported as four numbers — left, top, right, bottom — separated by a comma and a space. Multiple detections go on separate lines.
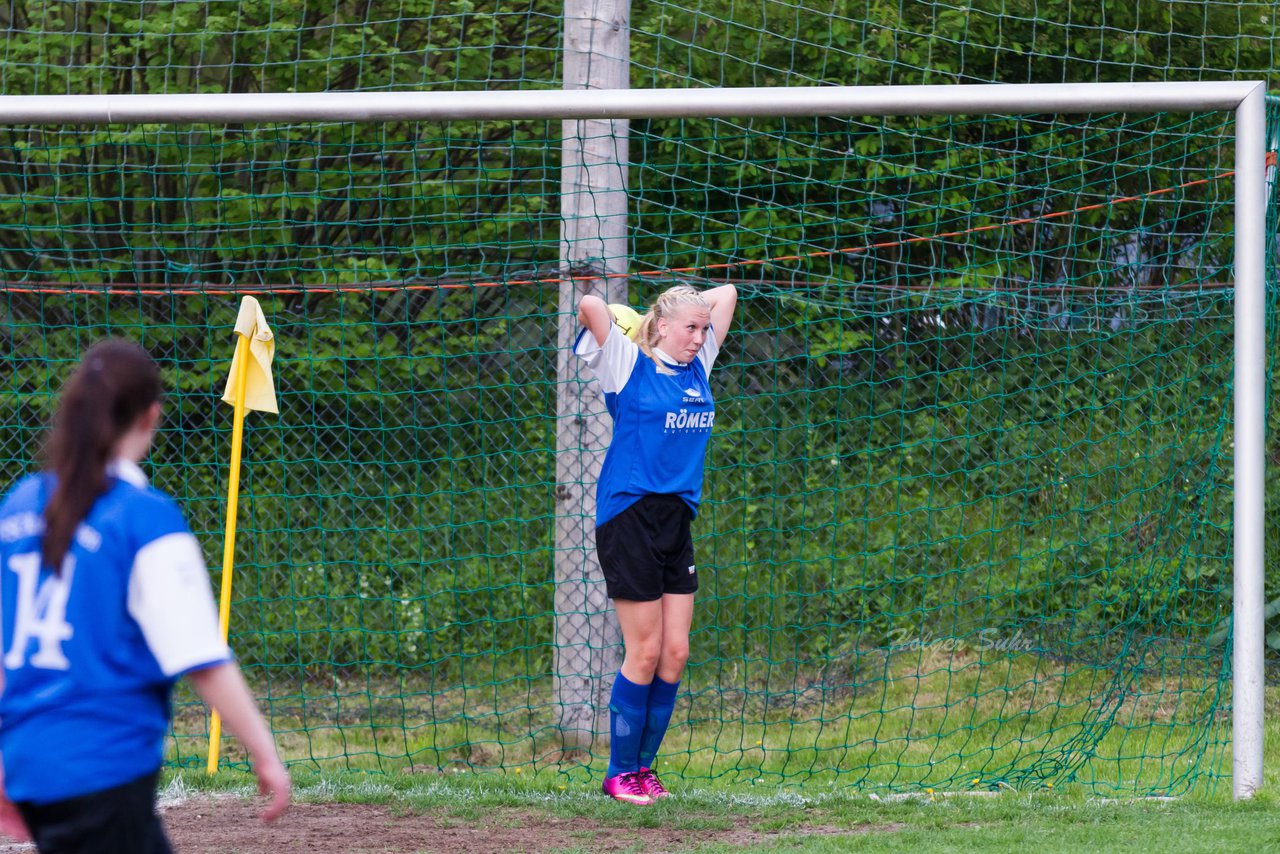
663, 386, 714, 433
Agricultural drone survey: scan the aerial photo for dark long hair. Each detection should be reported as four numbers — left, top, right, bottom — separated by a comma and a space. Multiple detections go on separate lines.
42, 339, 162, 571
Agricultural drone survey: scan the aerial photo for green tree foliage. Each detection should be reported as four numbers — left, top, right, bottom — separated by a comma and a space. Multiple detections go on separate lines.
0, 0, 1272, 679
632, 0, 1277, 88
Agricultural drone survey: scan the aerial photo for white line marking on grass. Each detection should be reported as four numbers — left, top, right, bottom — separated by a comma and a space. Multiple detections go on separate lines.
869, 791, 1002, 803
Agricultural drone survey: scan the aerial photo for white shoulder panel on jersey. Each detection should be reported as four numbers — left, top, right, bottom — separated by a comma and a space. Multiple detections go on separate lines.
574, 324, 640, 394
127, 532, 230, 677
697, 324, 721, 375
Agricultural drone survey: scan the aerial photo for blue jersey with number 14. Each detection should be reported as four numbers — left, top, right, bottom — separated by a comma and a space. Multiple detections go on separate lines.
0, 461, 230, 805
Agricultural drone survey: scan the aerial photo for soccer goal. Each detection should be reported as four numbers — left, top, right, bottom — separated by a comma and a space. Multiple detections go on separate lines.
0, 81, 1265, 799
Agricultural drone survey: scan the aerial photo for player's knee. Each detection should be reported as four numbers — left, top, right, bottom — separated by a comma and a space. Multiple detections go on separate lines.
625, 642, 662, 677
661, 641, 690, 673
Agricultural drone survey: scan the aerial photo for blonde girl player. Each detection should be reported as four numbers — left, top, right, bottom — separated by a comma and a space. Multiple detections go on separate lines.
0, 339, 290, 852
575, 283, 737, 805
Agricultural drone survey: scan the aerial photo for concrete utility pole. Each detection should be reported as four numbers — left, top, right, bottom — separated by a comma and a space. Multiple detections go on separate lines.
553, 0, 631, 749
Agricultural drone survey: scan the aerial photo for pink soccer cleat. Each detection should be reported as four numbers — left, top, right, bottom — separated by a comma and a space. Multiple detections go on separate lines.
602, 771, 653, 805
636, 767, 671, 799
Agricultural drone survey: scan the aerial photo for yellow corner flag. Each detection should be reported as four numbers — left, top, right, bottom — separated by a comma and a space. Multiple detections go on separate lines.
220, 295, 278, 414
209, 295, 278, 775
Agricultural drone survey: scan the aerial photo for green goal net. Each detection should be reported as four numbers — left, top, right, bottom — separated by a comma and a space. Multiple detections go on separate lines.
1, 98, 1270, 796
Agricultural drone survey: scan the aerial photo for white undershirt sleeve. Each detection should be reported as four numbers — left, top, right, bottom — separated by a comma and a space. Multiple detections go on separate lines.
697, 324, 722, 375
127, 532, 231, 677
574, 324, 640, 393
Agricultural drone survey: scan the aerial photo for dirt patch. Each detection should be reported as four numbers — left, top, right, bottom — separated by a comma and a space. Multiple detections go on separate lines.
161, 796, 898, 853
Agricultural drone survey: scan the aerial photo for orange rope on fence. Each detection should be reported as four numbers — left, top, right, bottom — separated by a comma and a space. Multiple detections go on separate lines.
0, 168, 1241, 297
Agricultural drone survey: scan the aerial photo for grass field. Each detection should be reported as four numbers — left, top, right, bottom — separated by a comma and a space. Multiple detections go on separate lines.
144, 686, 1280, 853
171, 642, 1230, 791
156, 759, 1280, 853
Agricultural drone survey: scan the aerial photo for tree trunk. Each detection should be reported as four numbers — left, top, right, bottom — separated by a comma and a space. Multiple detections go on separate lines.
554, 0, 631, 750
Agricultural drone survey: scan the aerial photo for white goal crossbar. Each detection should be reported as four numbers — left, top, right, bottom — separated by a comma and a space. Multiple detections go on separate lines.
0, 81, 1264, 798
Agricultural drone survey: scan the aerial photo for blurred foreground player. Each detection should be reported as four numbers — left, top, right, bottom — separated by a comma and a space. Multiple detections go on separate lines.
0, 339, 289, 853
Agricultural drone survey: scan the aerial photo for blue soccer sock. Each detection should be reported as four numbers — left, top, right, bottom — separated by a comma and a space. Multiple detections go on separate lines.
637, 675, 680, 769
606, 671, 651, 779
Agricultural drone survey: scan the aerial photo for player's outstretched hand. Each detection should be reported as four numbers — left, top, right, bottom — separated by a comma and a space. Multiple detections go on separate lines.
256, 757, 291, 824
0, 792, 30, 842
185, 663, 292, 824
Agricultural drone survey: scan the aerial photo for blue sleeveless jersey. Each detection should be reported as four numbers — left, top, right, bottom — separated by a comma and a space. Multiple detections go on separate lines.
576, 325, 720, 526
0, 461, 230, 804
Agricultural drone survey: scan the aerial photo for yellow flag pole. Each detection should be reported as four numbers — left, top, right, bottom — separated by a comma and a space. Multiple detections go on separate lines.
207, 333, 251, 775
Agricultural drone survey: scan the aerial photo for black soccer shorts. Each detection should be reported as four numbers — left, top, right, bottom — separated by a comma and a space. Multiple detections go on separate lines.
595, 493, 698, 601
17, 770, 172, 854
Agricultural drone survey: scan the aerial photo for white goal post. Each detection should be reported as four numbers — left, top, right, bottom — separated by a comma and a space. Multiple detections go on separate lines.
0, 81, 1264, 798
